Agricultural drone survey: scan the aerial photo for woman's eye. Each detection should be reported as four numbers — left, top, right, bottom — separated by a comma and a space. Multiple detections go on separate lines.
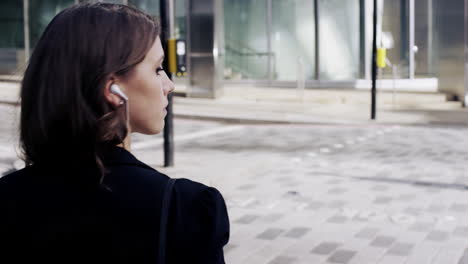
156, 67, 164, 75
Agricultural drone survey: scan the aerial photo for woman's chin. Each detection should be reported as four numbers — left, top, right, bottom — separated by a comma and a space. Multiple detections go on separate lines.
147, 122, 164, 135
131, 123, 163, 135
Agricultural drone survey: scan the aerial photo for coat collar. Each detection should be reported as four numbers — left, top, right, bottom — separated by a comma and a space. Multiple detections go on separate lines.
101, 145, 155, 171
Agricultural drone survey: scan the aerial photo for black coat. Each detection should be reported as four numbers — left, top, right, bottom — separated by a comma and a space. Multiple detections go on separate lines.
0, 146, 230, 263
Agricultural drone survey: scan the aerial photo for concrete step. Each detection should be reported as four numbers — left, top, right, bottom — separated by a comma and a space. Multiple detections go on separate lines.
222, 86, 455, 106
382, 101, 464, 111
0, 75, 22, 82
173, 96, 468, 125
175, 96, 464, 113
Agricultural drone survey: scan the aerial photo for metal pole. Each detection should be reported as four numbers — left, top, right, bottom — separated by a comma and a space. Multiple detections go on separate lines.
427, 0, 433, 75
185, 0, 192, 96
465, 0, 468, 106
359, 0, 366, 78
409, 0, 415, 79
23, 0, 30, 64
267, 0, 272, 84
392, 65, 397, 108
314, 0, 319, 80
364, 0, 372, 80
371, 0, 377, 120
161, 0, 175, 167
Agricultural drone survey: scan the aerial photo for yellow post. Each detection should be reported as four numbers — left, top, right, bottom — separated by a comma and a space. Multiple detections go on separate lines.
168, 38, 177, 73
377, 48, 386, 68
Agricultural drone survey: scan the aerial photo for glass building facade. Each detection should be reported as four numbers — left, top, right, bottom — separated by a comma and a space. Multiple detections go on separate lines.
0, 0, 25, 74
0, 0, 466, 99
223, 0, 360, 82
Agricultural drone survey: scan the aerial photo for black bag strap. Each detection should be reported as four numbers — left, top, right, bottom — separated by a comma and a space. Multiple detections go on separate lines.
158, 178, 177, 264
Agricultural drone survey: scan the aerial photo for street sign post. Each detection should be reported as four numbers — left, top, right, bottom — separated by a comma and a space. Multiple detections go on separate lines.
160, 0, 175, 167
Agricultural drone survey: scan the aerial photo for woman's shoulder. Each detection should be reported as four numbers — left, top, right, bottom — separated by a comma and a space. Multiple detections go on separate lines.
170, 178, 229, 233
172, 178, 226, 207
0, 166, 35, 194
167, 178, 230, 263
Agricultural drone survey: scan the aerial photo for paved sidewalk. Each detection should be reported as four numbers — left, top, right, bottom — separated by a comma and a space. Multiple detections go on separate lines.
130, 120, 468, 264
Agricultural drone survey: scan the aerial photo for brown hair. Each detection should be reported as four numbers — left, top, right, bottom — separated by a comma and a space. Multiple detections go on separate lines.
19, 3, 160, 183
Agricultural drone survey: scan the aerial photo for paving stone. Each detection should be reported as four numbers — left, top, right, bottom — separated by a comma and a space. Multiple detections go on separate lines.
235, 214, 260, 224
370, 236, 396, 248
284, 227, 310, 239
328, 200, 347, 208
409, 222, 434, 232
257, 228, 285, 240
373, 196, 393, 204
387, 242, 414, 256
262, 213, 285, 223
268, 256, 297, 264
426, 230, 449, 242
306, 201, 325, 210
355, 227, 380, 239
451, 203, 468, 213
311, 242, 341, 255
327, 250, 357, 264
453, 226, 468, 238
327, 215, 348, 224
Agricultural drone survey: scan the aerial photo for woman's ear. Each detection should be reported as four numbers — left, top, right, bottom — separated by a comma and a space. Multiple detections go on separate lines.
103, 78, 124, 108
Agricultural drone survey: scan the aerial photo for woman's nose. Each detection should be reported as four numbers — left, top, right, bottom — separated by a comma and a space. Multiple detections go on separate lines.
164, 74, 175, 95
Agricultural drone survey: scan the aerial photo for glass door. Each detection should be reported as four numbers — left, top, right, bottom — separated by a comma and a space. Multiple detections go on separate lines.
318, 0, 360, 80
270, 0, 316, 81
381, 0, 437, 79
381, 0, 410, 78
414, 0, 432, 77
223, 0, 269, 80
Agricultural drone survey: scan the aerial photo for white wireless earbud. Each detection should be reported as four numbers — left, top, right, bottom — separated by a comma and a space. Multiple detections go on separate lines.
110, 83, 131, 149
110, 84, 128, 101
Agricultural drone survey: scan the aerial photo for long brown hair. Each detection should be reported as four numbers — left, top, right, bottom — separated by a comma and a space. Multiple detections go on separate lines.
19, 3, 159, 183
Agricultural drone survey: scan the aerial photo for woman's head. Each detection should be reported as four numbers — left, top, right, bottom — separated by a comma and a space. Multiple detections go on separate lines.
20, 2, 173, 177
106, 32, 174, 135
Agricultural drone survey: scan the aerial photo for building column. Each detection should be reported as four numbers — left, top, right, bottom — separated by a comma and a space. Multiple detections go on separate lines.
186, 0, 224, 98
409, 0, 415, 79
23, 0, 30, 63
464, 0, 468, 106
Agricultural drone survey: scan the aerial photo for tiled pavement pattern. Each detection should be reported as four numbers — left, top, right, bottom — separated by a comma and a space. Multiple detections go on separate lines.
137, 119, 468, 264
0, 105, 22, 173
2, 103, 468, 263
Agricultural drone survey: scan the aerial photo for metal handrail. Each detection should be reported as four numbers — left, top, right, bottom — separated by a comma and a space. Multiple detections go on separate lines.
225, 45, 273, 57
224, 38, 275, 79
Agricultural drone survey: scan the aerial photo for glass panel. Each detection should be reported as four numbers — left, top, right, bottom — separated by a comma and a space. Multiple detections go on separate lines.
0, 0, 24, 74
224, 0, 269, 80
381, 0, 410, 78
29, 0, 75, 49
174, 0, 185, 39
189, 1, 214, 54
432, 0, 464, 94
414, 0, 432, 77
79, 0, 124, 2
173, 0, 186, 79
318, 0, 360, 80
128, 0, 159, 17
271, 0, 315, 81
419, 0, 464, 80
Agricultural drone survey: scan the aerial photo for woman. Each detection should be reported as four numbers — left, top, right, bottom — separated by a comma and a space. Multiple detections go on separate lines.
0, 3, 229, 263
